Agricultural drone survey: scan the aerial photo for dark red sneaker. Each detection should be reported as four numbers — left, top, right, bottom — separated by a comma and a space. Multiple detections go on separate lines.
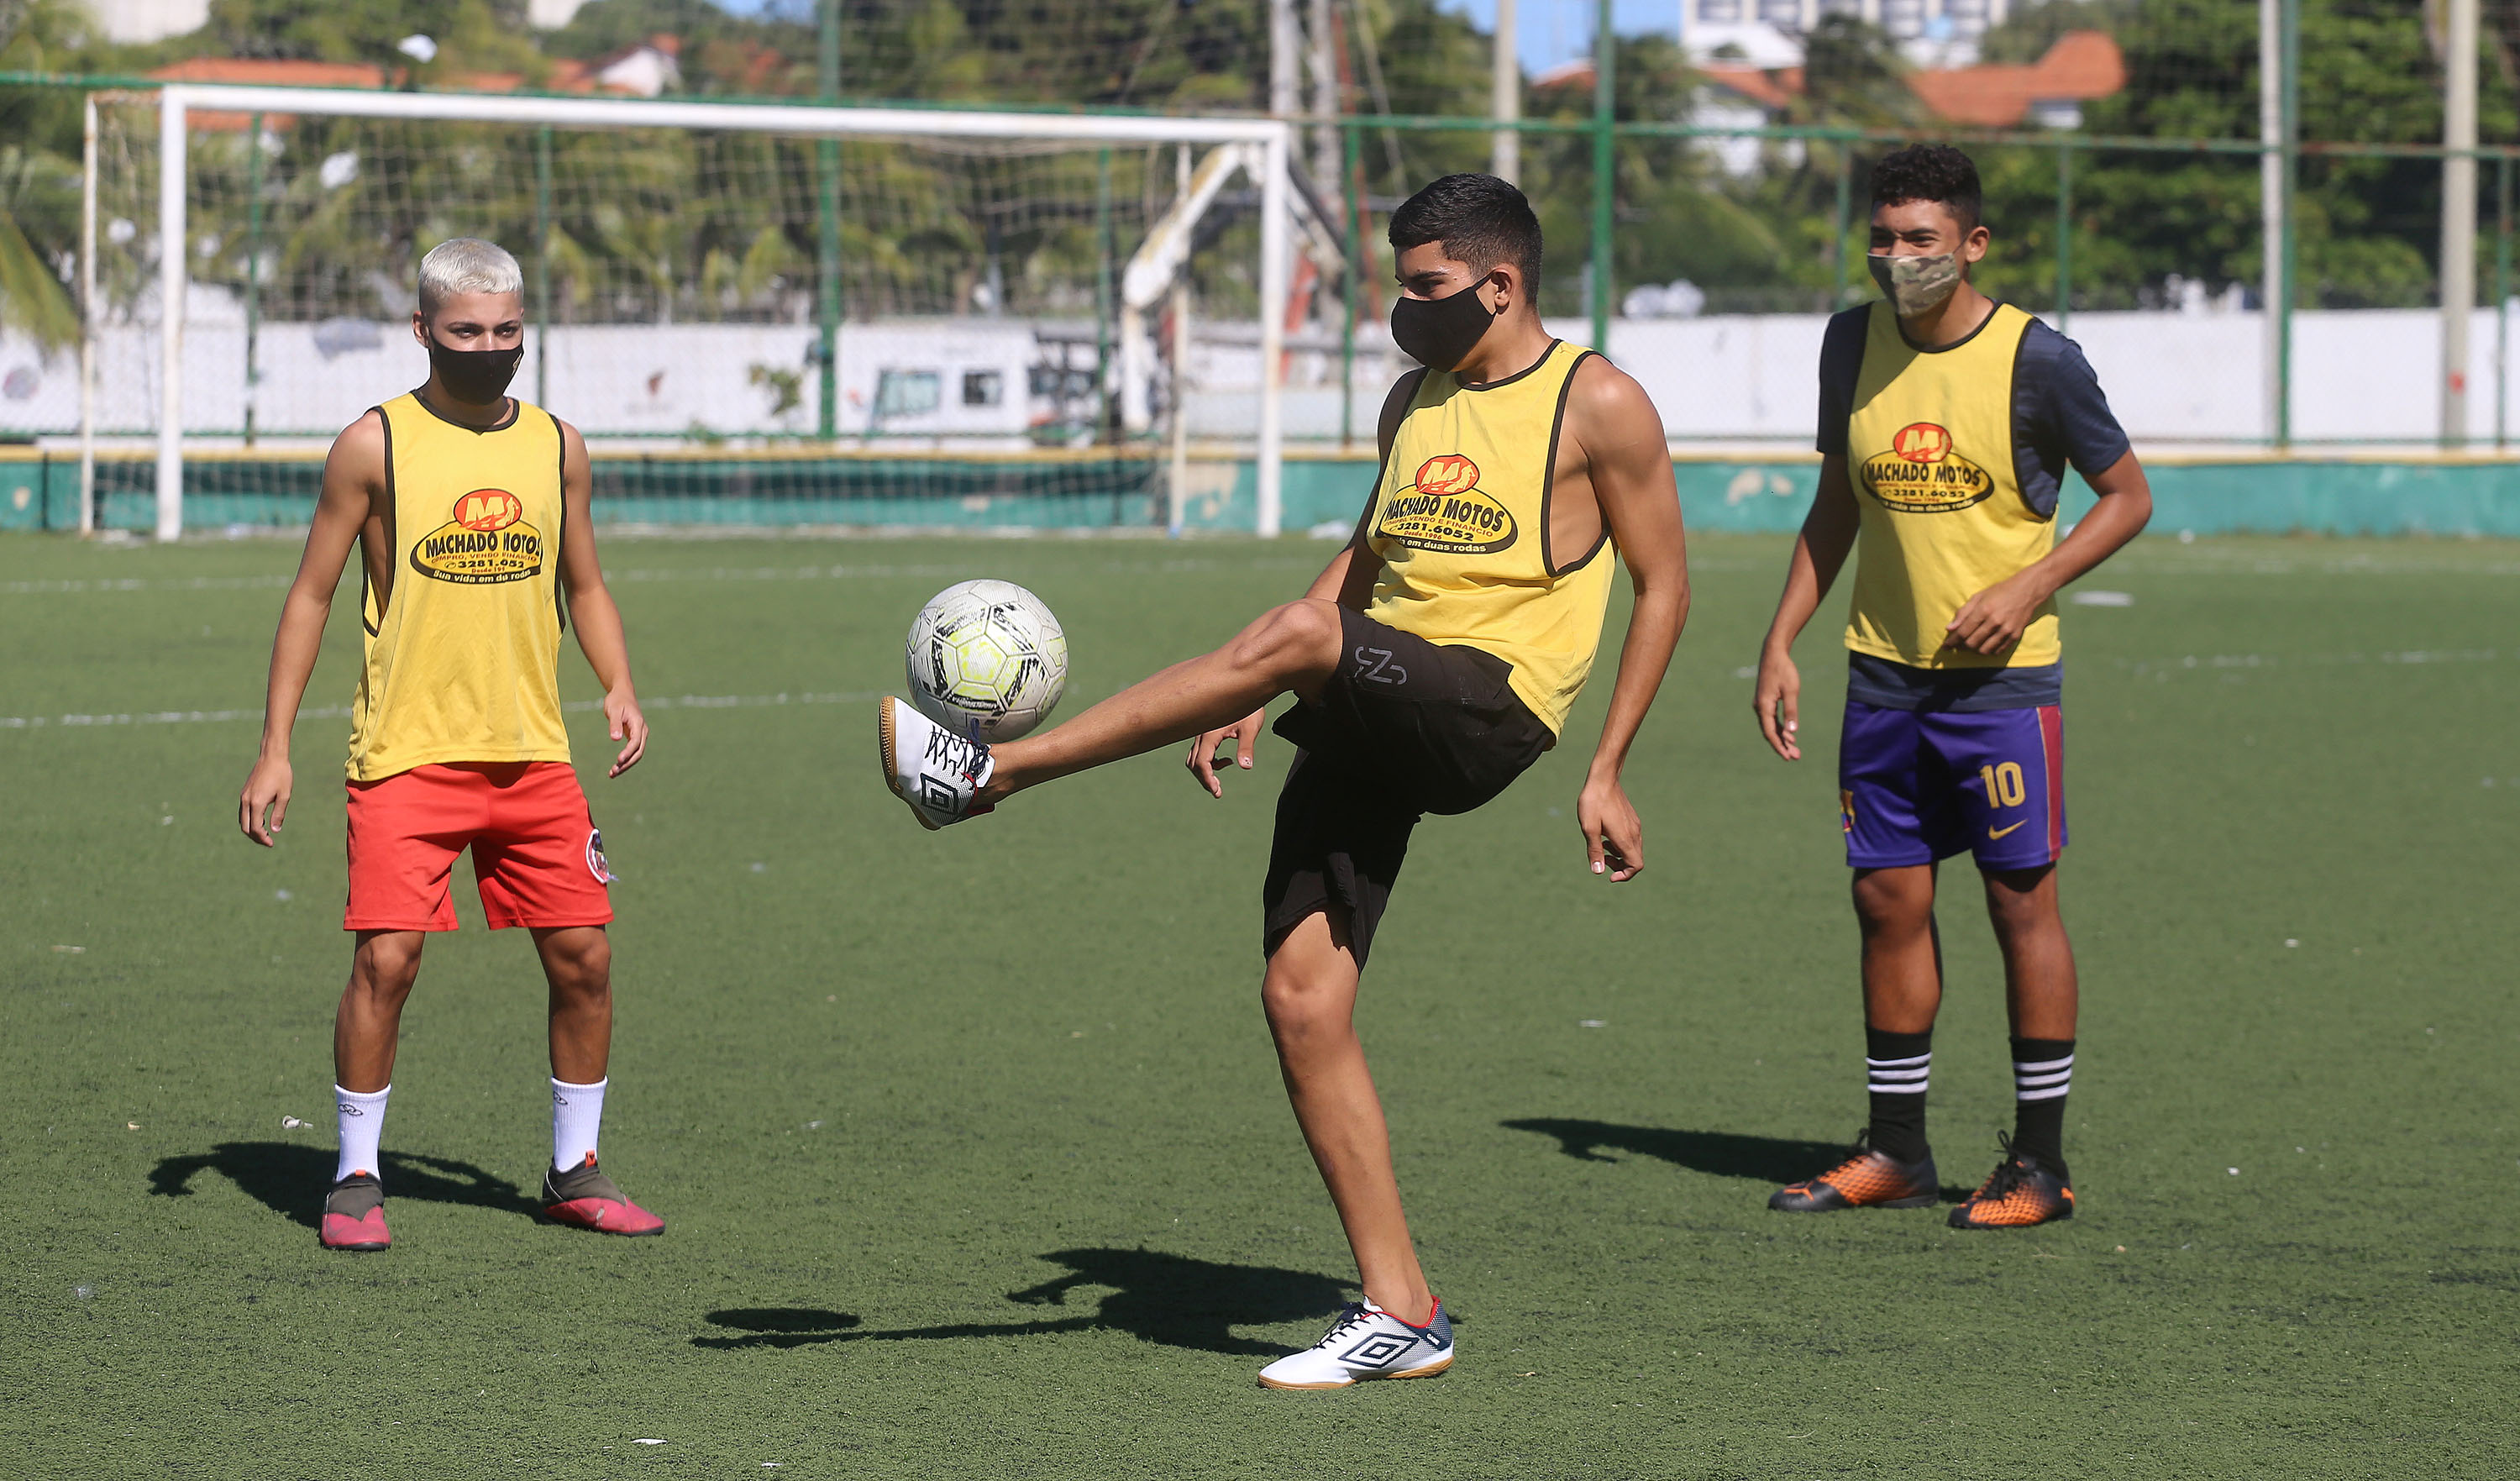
1948, 1136, 2074, 1229
1769, 1132, 1940, 1212
542, 1153, 664, 1237
319, 1171, 391, 1252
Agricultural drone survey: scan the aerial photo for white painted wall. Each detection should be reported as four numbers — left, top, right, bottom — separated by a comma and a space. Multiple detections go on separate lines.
1570, 309, 2520, 448
9, 318, 1040, 443
1682, 0, 2012, 66
86, 0, 209, 44
13, 304, 2520, 449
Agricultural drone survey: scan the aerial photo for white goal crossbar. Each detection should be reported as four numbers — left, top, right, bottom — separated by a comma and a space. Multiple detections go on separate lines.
118, 85, 1297, 538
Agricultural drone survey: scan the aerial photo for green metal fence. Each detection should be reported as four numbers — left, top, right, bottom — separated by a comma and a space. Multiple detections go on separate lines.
7, 0, 2520, 464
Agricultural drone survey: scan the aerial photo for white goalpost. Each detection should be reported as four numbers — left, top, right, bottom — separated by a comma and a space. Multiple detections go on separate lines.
97, 84, 1296, 539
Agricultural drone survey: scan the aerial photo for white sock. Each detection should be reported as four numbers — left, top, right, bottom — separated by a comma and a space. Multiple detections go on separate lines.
333, 1084, 390, 1184
552, 1076, 607, 1172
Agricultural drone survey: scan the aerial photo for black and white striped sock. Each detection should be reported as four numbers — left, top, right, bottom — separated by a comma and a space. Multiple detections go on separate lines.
1864, 1027, 1932, 1163
2010, 1037, 2075, 1173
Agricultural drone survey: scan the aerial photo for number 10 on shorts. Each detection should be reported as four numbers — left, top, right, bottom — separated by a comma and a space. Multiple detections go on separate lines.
1980, 762, 2027, 809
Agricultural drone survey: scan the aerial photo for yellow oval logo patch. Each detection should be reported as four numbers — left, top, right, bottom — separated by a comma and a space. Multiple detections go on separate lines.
411, 489, 544, 584
1378, 455, 1519, 554
1861, 424, 1993, 513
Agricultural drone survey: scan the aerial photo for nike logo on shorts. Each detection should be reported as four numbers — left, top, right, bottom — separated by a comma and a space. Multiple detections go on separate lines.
1987, 820, 2027, 840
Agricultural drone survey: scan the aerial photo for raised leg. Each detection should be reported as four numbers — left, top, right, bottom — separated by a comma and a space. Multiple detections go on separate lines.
334, 929, 426, 1093
1261, 908, 1433, 1327
982, 597, 1345, 801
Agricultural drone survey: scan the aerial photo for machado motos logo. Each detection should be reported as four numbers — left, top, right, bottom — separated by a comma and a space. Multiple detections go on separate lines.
1376, 454, 1519, 554
411, 489, 544, 583
1861, 422, 1994, 512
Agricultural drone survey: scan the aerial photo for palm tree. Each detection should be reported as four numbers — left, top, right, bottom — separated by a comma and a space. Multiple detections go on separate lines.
0, 144, 80, 352
0, 0, 98, 352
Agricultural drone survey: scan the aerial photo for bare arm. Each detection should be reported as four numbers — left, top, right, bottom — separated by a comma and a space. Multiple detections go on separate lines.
1184, 371, 1421, 796
1303, 541, 1359, 605
237, 412, 382, 845
1570, 361, 1689, 883
1942, 449, 2152, 655
1306, 368, 1423, 610
1751, 454, 1860, 762
554, 419, 648, 778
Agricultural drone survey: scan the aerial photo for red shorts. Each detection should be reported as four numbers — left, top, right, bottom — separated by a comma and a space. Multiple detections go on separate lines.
344, 761, 615, 932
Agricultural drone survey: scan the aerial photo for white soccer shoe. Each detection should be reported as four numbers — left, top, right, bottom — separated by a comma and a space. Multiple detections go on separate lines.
879, 696, 995, 830
1256, 1299, 1455, 1390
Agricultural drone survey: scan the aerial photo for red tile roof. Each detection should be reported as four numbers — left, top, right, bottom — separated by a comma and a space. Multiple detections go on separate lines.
1698, 32, 2126, 129
148, 59, 385, 130
1905, 31, 2127, 127
142, 46, 680, 132
1698, 65, 1802, 113
1531, 59, 1596, 92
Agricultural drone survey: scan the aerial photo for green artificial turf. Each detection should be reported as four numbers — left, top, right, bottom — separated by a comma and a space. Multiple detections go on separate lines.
3, 529, 2517, 1478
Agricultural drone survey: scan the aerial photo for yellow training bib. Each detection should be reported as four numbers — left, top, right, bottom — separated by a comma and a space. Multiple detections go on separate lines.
344, 392, 571, 780
1844, 300, 2060, 670
1365, 340, 1614, 735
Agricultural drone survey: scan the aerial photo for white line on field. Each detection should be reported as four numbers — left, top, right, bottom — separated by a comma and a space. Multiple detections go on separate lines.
0, 573, 295, 596
0, 690, 880, 733
2120, 649, 2500, 675
2115, 555, 2520, 577
1728, 649, 2503, 680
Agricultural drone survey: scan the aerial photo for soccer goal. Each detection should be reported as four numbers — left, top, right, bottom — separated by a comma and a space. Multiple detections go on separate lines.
79, 85, 1295, 538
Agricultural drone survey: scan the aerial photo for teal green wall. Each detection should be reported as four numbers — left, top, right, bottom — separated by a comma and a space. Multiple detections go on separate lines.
9, 455, 2519, 538
1176, 458, 2520, 538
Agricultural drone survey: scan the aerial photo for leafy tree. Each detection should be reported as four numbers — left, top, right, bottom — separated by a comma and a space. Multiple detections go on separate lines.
181, 0, 547, 77
1975, 0, 2520, 308
0, 0, 102, 351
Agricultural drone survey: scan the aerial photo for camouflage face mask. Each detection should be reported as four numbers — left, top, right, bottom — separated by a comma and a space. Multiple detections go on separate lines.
1866, 251, 1963, 317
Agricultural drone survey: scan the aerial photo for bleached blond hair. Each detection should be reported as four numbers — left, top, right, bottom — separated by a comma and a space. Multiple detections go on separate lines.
417, 238, 522, 317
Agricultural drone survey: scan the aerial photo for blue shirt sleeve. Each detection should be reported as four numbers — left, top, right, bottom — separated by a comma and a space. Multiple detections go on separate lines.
2012, 319, 2131, 518
1815, 307, 1870, 456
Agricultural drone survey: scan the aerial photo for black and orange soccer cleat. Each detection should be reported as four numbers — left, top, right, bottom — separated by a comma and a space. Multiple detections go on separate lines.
1769, 1132, 1940, 1212
1947, 1135, 2074, 1229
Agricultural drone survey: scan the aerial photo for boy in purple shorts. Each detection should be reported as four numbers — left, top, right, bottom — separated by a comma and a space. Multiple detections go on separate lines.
1751, 145, 2152, 1228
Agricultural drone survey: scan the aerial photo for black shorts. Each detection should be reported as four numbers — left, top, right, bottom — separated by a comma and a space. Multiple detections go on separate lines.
1261, 608, 1553, 965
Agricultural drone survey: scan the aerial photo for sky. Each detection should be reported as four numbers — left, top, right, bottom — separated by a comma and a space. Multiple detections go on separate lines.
705, 0, 1686, 81
1436, 0, 1683, 77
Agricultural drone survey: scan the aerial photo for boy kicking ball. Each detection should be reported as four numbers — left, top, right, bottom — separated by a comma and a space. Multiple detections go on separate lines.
880, 175, 1690, 1387
239, 238, 662, 1251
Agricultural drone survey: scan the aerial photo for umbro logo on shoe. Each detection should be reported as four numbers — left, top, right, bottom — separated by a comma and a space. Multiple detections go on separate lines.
1340, 1330, 1431, 1367
1257, 1299, 1455, 1389
880, 696, 995, 831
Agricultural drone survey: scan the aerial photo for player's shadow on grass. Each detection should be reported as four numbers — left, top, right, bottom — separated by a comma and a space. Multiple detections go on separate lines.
1503, 1118, 1851, 1184
693, 1248, 1351, 1357
148, 1141, 540, 1228
694, 1308, 866, 1349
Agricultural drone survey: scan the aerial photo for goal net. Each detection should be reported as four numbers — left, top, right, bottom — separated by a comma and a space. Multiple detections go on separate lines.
78, 87, 1292, 537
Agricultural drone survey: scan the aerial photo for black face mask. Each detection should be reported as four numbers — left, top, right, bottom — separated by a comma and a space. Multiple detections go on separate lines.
1390, 280, 1497, 371
425, 334, 523, 407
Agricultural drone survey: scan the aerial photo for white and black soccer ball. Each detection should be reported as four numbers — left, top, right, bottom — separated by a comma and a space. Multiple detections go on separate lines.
904, 579, 1068, 743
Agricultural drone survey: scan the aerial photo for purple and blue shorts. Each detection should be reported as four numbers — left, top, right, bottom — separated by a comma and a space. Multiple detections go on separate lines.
1839, 699, 2066, 871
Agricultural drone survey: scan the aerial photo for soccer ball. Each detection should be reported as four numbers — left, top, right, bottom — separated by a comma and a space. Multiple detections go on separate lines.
904, 580, 1068, 743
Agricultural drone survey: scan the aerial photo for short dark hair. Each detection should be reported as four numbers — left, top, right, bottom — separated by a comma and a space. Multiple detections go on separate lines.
1388, 173, 1544, 281
1870, 144, 1982, 233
